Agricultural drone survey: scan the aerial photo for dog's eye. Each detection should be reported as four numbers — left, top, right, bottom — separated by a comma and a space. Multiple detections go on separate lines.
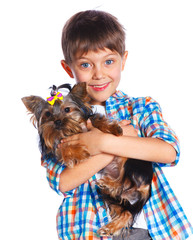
45, 111, 52, 117
64, 107, 70, 113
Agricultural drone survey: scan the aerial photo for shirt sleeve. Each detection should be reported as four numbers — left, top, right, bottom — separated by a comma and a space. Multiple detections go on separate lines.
139, 97, 180, 167
41, 154, 76, 198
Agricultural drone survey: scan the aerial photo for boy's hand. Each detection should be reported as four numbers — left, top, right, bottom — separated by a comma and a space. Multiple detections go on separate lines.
59, 119, 138, 156
119, 120, 138, 137
59, 120, 105, 156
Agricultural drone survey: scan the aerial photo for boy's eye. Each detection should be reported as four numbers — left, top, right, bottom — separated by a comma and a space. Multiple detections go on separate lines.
81, 63, 90, 68
105, 59, 114, 65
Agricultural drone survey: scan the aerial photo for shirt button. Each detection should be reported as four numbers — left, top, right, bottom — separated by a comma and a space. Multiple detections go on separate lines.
98, 207, 104, 213
91, 181, 95, 187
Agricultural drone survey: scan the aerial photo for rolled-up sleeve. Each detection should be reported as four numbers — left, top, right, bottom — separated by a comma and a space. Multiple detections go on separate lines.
41, 155, 75, 198
139, 97, 180, 167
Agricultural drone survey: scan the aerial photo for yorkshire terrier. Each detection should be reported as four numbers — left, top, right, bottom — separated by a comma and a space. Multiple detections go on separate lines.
22, 82, 153, 237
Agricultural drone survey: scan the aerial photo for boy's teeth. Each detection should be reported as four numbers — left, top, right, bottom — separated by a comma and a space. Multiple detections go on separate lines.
94, 84, 106, 88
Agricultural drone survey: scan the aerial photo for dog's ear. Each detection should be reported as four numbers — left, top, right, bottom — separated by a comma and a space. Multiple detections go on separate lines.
70, 82, 90, 103
22, 96, 48, 123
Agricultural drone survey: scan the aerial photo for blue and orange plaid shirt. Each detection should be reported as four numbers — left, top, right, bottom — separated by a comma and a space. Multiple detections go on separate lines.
41, 90, 193, 240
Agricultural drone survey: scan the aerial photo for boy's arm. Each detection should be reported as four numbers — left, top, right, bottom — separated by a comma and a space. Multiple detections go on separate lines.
99, 134, 176, 164
44, 135, 175, 193
59, 120, 132, 192
61, 99, 179, 166
59, 153, 114, 192
59, 136, 176, 193
62, 130, 176, 165
41, 152, 114, 194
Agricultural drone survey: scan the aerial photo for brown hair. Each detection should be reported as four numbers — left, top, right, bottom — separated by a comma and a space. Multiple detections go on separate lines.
61, 10, 126, 64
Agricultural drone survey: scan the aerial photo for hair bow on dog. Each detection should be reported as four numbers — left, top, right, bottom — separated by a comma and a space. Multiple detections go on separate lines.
47, 92, 63, 105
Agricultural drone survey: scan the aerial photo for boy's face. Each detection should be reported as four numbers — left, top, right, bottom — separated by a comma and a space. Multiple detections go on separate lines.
61, 48, 128, 105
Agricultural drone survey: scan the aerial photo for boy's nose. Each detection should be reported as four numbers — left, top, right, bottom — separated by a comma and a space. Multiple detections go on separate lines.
92, 66, 104, 80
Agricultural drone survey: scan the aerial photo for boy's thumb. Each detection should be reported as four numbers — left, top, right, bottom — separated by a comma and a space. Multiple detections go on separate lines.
86, 119, 93, 130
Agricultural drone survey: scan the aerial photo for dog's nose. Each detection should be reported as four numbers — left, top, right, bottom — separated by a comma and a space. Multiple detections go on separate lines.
54, 120, 62, 127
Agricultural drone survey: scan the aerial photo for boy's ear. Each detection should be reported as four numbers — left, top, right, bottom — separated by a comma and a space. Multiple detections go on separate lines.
61, 60, 74, 78
121, 51, 128, 71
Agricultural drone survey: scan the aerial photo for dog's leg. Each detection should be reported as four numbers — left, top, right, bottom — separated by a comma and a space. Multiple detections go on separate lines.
97, 176, 123, 197
97, 205, 133, 236
97, 157, 129, 197
90, 114, 123, 136
124, 184, 150, 203
59, 144, 90, 168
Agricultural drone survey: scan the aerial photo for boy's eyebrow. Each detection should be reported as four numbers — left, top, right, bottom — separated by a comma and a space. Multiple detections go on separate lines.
76, 53, 119, 61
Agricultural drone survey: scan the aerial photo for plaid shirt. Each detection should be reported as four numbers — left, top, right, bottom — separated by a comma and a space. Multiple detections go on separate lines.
41, 90, 193, 240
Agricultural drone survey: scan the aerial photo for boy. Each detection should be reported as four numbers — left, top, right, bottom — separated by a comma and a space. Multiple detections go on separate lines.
41, 10, 193, 239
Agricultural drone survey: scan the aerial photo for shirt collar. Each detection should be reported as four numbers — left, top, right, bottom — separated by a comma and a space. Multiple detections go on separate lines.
111, 90, 129, 100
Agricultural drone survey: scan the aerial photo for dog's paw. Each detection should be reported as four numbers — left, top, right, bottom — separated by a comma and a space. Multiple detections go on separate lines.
97, 227, 113, 236
109, 124, 123, 136
96, 179, 106, 188
104, 122, 123, 136
91, 115, 123, 136
60, 145, 90, 167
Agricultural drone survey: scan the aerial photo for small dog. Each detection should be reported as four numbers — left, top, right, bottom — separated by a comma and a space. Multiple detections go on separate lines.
22, 82, 153, 237
22, 83, 122, 167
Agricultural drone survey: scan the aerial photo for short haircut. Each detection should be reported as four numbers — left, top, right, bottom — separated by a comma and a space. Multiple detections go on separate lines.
61, 10, 126, 64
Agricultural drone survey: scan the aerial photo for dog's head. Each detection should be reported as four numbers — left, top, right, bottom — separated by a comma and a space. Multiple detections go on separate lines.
22, 82, 92, 153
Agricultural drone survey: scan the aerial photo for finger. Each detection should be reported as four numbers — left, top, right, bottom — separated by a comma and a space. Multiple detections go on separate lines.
86, 119, 93, 130
58, 141, 69, 148
61, 135, 78, 143
120, 120, 131, 126
80, 122, 88, 132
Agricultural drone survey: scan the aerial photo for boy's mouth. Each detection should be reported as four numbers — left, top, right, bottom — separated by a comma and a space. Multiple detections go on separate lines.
89, 82, 110, 91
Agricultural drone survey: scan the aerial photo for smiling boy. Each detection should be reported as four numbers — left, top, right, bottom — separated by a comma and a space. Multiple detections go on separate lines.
41, 10, 193, 239
61, 48, 127, 105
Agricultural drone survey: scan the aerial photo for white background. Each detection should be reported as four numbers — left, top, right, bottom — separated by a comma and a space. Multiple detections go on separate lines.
1, 0, 193, 239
